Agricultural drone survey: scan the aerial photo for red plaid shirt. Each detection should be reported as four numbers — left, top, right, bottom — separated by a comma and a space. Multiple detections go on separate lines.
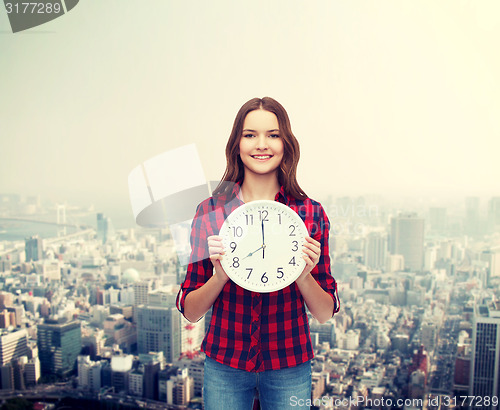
176, 182, 339, 372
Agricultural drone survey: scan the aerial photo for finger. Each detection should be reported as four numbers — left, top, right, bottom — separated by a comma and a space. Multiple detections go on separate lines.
302, 247, 320, 264
305, 235, 320, 247
210, 254, 223, 264
209, 249, 225, 258
208, 235, 223, 241
302, 254, 315, 267
302, 241, 320, 254
302, 243, 320, 258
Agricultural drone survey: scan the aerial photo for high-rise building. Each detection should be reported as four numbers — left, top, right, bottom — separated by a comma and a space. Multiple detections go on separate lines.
77, 355, 102, 391
25, 236, 43, 262
470, 302, 500, 405
166, 368, 194, 406
136, 305, 180, 363
390, 213, 424, 271
428, 207, 447, 232
97, 213, 115, 244
37, 320, 82, 376
0, 329, 28, 366
488, 197, 500, 231
465, 197, 481, 235
364, 232, 387, 270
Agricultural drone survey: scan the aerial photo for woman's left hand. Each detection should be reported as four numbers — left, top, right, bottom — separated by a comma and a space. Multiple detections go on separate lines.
296, 236, 321, 284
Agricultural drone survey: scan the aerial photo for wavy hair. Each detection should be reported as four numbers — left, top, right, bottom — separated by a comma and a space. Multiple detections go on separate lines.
213, 97, 307, 200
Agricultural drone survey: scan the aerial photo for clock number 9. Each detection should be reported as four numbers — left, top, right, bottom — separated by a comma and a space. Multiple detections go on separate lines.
277, 267, 284, 279
232, 257, 240, 268
231, 226, 243, 237
230, 242, 237, 252
261, 272, 268, 283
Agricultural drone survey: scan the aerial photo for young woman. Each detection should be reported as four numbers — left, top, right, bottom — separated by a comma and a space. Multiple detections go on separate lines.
176, 97, 339, 410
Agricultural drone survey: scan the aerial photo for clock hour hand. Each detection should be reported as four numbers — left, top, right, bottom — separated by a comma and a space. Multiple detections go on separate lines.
243, 244, 266, 260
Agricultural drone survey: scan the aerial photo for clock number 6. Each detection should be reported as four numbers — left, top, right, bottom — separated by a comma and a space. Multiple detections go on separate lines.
261, 272, 268, 283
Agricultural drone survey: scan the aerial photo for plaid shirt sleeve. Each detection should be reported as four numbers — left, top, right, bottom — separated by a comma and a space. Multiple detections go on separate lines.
176, 200, 213, 319
306, 202, 340, 316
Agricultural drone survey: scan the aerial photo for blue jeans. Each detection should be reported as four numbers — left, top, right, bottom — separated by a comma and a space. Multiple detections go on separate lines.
203, 356, 312, 410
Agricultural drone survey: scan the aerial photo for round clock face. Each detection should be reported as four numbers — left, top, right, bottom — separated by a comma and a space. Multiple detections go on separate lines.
219, 200, 308, 293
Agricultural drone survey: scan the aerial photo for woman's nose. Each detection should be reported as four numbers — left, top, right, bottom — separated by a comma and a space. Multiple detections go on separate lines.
256, 134, 268, 150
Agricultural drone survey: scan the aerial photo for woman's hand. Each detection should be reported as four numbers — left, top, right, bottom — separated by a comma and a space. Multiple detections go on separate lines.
207, 235, 230, 285
296, 236, 321, 285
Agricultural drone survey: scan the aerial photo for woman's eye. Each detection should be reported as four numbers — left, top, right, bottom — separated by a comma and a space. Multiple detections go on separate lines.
269, 134, 280, 139
243, 134, 255, 138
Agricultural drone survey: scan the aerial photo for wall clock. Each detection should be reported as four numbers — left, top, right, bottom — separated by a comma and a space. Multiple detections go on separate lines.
219, 200, 308, 292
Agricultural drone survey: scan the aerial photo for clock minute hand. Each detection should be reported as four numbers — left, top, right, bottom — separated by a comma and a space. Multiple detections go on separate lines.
261, 219, 265, 259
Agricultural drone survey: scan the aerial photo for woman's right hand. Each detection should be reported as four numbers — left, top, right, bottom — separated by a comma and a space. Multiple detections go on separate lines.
207, 235, 230, 284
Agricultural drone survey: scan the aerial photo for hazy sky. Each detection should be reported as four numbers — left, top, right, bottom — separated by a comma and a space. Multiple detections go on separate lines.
1, 1, 499, 214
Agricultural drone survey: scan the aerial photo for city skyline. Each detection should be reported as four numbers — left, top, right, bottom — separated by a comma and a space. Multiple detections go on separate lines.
1, 1, 499, 215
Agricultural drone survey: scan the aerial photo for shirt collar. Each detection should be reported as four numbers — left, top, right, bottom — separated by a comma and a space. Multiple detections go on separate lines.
223, 180, 290, 205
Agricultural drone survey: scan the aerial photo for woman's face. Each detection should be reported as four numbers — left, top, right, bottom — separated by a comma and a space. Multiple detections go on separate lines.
238, 109, 284, 179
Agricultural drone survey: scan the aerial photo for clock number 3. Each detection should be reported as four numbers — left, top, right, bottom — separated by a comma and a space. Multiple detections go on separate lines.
291, 241, 298, 251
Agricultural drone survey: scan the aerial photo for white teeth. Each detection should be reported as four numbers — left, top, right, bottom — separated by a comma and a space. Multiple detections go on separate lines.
253, 156, 271, 159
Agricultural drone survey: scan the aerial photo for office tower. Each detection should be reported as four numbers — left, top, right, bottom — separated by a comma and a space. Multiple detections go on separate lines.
37, 320, 82, 376
24, 357, 41, 386
0, 292, 13, 309
0, 329, 28, 366
480, 251, 500, 279
470, 303, 500, 404
136, 305, 180, 363
25, 236, 43, 262
428, 207, 447, 232
390, 213, 425, 271
488, 197, 500, 231
364, 232, 387, 270
128, 368, 144, 397
167, 368, 194, 406
0, 365, 13, 390
133, 280, 155, 307
96, 213, 115, 244
465, 197, 481, 235
77, 355, 102, 391
110, 355, 133, 393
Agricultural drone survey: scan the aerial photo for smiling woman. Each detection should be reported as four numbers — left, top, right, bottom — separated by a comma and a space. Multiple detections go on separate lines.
238, 109, 284, 193
176, 97, 340, 410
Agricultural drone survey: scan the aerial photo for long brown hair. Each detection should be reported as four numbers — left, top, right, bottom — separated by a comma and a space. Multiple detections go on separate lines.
213, 97, 307, 200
